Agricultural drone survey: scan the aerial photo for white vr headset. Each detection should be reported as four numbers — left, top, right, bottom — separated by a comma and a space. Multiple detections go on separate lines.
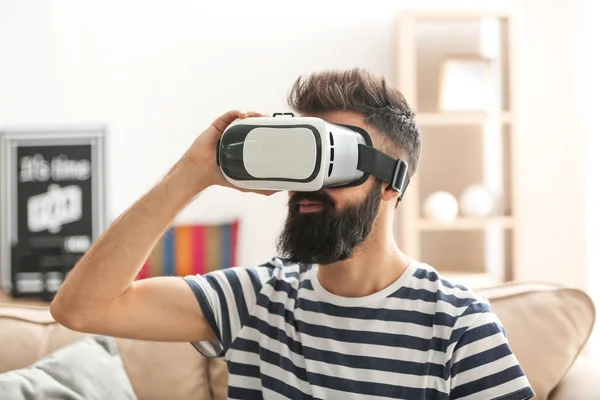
216, 113, 410, 199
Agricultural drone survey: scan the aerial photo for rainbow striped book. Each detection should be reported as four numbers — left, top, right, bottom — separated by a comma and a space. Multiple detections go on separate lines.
136, 220, 238, 279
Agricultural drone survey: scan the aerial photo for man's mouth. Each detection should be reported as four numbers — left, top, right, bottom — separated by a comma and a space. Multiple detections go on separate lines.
297, 199, 324, 213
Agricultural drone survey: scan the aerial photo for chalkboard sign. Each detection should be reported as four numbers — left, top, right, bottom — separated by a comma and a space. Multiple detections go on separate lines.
0, 128, 106, 299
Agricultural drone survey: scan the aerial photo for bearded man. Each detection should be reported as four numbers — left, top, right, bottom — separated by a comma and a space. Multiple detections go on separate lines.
51, 68, 534, 400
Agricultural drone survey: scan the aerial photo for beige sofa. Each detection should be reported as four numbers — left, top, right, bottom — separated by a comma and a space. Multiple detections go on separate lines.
0, 281, 597, 399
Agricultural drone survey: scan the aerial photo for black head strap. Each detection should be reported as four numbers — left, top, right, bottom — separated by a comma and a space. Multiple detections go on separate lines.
357, 144, 410, 201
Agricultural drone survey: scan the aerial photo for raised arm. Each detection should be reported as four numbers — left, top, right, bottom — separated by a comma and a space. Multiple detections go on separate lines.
50, 110, 271, 342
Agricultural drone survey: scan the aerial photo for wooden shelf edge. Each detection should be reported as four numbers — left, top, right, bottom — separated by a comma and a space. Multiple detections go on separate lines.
417, 216, 515, 231
397, 10, 513, 20
415, 111, 512, 126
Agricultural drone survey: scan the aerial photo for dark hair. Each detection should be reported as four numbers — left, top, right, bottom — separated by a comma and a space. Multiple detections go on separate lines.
287, 68, 421, 177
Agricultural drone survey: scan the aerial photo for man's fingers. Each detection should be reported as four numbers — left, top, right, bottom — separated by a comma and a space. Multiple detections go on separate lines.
246, 111, 265, 118
211, 110, 247, 133
211, 110, 268, 133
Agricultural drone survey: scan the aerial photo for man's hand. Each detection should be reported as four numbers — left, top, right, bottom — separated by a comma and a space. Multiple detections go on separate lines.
182, 110, 277, 196
49, 110, 275, 342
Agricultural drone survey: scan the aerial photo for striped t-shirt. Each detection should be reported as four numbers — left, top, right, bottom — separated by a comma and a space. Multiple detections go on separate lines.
183, 257, 535, 399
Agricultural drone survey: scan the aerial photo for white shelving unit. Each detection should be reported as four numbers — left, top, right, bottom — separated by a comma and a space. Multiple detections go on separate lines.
394, 11, 517, 289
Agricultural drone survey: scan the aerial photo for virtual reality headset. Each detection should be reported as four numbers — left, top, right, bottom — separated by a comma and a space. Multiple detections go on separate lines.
216, 112, 410, 199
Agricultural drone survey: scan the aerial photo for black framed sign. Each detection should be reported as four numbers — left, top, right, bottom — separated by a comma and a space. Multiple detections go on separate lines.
0, 127, 106, 299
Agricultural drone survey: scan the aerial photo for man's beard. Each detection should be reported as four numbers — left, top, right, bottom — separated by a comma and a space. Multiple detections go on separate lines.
276, 181, 382, 265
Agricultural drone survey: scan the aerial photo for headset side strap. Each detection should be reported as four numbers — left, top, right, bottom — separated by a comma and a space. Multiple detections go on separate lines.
357, 144, 410, 199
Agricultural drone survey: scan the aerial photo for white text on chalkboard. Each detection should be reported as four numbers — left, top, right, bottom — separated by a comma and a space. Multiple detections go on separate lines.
27, 184, 83, 233
20, 154, 91, 182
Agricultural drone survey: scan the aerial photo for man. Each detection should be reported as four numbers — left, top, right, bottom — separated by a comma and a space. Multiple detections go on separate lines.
50, 69, 535, 399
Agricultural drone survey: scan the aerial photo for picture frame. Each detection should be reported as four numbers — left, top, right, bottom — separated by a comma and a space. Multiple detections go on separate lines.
438, 54, 493, 112
0, 127, 107, 299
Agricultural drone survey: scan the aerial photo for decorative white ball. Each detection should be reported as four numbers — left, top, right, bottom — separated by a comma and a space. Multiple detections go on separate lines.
459, 184, 495, 217
422, 191, 459, 221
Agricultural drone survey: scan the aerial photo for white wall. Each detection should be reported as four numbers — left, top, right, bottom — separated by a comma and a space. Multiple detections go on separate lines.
582, 0, 600, 359
0, 0, 589, 280
508, 0, 588, 289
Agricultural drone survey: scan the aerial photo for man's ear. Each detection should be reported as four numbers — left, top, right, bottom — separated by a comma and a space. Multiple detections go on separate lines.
382, 184, 401, 205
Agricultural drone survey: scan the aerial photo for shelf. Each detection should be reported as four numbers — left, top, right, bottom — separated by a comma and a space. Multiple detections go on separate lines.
416, 111, 512, 126
399, 11, 512, 20
396, 11, 517, 276
437, 271, 502, 289
418, 216, 515, 231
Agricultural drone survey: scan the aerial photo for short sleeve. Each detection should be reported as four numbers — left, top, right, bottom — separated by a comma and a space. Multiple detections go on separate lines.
182, 261, 276, 358
449, 302, 535, 400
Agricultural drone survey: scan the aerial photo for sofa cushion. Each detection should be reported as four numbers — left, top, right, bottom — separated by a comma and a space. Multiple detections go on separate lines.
0, 304, 72, 373
208, 357, 229, 400
113, 336, 211, 400
478, 282, 595, 400
0, 335, 136, 400
549, 356, 600, 400
0, 303, 212, 400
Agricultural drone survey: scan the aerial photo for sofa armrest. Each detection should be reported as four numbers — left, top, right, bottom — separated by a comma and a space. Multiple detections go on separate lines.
550, 356, 600, 400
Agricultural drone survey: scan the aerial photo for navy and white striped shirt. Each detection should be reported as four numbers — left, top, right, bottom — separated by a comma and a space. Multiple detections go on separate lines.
183, 257, 534, 399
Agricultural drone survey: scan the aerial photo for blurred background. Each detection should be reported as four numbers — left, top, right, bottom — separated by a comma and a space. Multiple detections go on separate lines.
0, 0, 598, 361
